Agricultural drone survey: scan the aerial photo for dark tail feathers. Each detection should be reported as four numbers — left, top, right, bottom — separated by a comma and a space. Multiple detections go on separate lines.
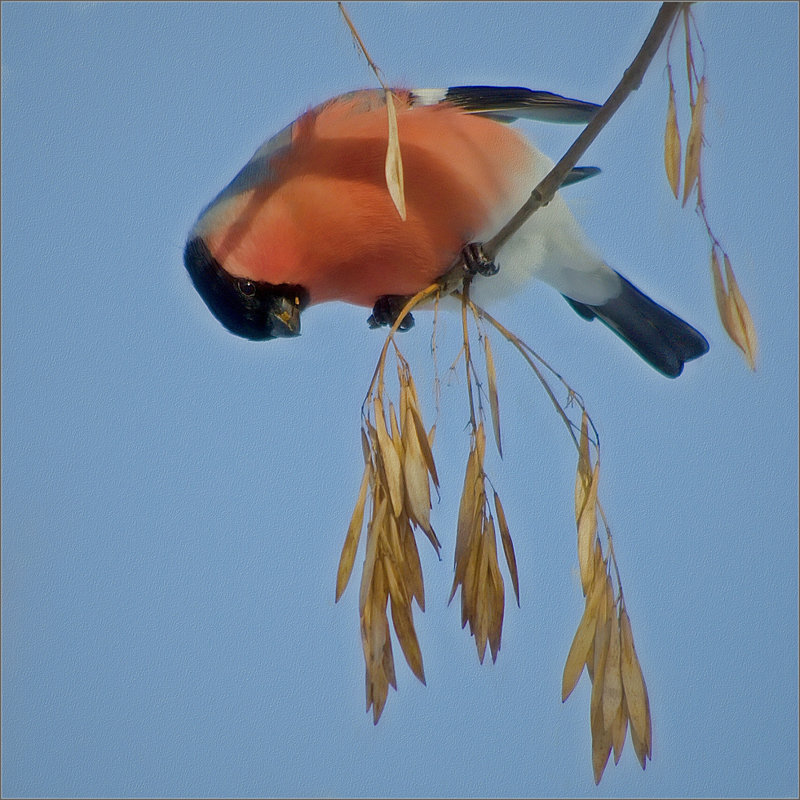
563, 274, 709, 378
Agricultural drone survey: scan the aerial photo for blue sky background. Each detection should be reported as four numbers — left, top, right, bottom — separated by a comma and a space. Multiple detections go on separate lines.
2, 3, 797, 797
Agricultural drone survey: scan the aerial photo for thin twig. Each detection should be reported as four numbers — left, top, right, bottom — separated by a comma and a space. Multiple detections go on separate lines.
464, 297, 597, 452
363, 283, 442, 411
337, 1, 388, 91
460, 278, 479, 432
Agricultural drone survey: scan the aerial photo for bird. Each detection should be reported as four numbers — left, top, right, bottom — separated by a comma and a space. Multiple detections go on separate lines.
184, 85, 709, 377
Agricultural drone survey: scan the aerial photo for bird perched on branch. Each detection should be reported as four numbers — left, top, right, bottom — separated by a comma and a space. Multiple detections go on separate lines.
184, 85, 708, 377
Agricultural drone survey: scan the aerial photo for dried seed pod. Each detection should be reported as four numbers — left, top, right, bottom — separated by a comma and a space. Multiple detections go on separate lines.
494, 491, 520, 606
664, 73, 682, 199
682, 75, 706, 206
484, 335, 502, 457
577, 462, 600, 595
562, 574, 605, 701
336, 461, 371, 601
620, 608, 652, 767
384, 89, 407, 221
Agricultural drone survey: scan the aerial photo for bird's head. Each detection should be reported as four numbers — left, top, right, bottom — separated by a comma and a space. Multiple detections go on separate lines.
183, 237, 308, 340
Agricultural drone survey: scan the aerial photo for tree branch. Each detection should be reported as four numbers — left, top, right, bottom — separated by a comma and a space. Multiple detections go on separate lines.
434, 2, 685, 297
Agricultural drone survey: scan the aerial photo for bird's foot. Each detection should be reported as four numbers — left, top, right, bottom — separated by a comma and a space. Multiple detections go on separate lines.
367, 295, 415, 332
462, 242, 498, 277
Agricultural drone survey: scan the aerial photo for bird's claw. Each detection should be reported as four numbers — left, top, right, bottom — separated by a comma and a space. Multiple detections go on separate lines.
462, 242, 498, 277
368, 295, 415, 332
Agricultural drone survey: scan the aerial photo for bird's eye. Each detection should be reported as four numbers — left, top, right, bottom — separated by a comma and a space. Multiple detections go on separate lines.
238, 280, 256, 297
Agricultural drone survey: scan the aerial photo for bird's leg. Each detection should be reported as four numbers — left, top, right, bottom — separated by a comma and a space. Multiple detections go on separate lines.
368, 242, 497, 331
367, 295, 415, 331
461, 242, 498, 277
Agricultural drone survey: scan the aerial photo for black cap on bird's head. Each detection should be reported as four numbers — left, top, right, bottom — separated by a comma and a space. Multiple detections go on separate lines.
184, 237, 309, 340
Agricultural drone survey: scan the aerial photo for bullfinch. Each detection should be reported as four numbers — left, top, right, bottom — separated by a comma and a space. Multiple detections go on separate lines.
184, 85, 709, 377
